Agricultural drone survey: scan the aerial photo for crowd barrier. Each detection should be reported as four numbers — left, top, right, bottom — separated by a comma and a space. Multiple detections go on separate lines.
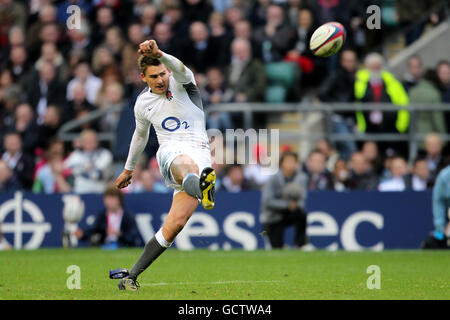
0, 191, 433, 250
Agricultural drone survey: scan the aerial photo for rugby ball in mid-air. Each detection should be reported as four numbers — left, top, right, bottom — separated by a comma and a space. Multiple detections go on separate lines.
309, 22, 346, 57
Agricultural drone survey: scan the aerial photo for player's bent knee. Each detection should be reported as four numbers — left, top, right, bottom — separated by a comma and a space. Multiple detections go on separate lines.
171, 155, 199, 184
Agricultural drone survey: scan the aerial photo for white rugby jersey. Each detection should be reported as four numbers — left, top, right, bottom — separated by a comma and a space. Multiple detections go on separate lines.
124, 53, 209, 171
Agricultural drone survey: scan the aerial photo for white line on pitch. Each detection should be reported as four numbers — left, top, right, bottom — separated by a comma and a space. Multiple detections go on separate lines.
141, 280, 284, 286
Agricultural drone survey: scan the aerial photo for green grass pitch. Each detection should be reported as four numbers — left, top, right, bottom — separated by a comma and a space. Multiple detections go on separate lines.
0, 249, 449, 300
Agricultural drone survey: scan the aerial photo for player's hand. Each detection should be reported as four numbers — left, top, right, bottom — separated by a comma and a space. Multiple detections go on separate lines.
138, 40, 162, 58
116, 169, 133, 189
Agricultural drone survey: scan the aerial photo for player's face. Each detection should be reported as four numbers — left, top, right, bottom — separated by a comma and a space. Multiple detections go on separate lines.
141, 64, 170, 95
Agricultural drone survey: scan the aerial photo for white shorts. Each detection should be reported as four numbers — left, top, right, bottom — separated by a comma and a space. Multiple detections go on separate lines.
156, 141, 211, 194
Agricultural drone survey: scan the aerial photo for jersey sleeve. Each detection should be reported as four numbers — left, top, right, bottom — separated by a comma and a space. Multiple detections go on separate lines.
124, 107, 151, 171
160, 52, 195, 85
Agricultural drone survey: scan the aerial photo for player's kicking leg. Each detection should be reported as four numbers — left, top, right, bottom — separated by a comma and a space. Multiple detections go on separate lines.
116, 155, 215, 291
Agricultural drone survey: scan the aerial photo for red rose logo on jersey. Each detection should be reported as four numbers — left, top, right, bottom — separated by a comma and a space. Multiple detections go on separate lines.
166, 90, 173, 101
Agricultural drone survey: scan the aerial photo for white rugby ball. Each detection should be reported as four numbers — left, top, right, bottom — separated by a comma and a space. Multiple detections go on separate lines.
309, 22, 346, 57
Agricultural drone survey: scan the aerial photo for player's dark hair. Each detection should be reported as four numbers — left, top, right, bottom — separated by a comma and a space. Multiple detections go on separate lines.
138, 55, 162, 75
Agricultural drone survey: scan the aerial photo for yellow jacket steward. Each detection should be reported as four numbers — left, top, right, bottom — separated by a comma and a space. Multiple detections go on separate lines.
354, 69, 410, 133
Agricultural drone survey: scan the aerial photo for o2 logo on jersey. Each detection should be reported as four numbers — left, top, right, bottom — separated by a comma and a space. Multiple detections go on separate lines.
161, 117, 190, 132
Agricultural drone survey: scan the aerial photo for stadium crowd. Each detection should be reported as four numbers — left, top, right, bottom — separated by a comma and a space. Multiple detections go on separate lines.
0, 0, 449, 196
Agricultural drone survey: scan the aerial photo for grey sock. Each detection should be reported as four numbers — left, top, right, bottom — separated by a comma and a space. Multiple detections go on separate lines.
128, 236, 167, 279
182, 173, 202, 199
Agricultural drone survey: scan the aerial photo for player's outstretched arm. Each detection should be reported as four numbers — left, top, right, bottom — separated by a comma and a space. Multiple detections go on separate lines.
139, 40, 195, 84
116, 117, 150, 189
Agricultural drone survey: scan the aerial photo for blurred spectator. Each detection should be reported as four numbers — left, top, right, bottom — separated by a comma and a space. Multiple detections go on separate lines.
138, 169, 157, 192
285, 7, 327, 91
226, 38, 266, 102
62, 81, 97, 127
32, 143, 72, 194
92, 6, 116, 45
315, 139, 339, 172
408, 157, 430, 191
67, 18, 95, 58
33, 22, 64, 60
422, 133, 445, 181
103, 26, 125, 63
8, 103, 39, 154
354, 53, 409, 156
1, 26, 25, 62
128, 165, 171, 193
224, 6, 245, 29
34, 139, 65, 176
96, 81, 125, 131
127, 169, 155, 193
248, 0, 271, 28
318, 49, 358, 160
160, 2, 190, 40
202, 67, 234, 131
1, 132, 35, 189
436, 61, 450, 131
378, 156, 409, 191
286, 0, 304, 27
121, 23, 145, 77
402, 56, 423, 92
437, 60, 450, 102
287, 8, 315, 62
304, 149, 334, 190
361, 141, 383, 175
181, 0, 214, 23
345, 152, 378, 190
92, 46, 116, 76
0, 159, 22, 191
6, 45, 30, 88
395, 0, 435, 45
318, 49, 357, 103
34, 42, 68, 82
64, 129, 113, 193
243, 144, 272, 189
140, 4, 157, 37
0, 0, 27, 30
261, 151, 308, 248
66, 61, 102, 105
148, 157, 171, 193
0, 86, 21, 146
183, 21, 218, 73
27, 4, 58, 51
232, 19, 261, 60
0, 68, 16, 106
253, 4, 295, 63
333, 158, 349, 191
153, 22, 181, 57
210, 11, 233, 64
220, 164, 255, 192
75, 185, 141, 248
313, 0, 350, 27
27, 61, 66, 123
355, 53, 410, 134
410, 69, 446, 135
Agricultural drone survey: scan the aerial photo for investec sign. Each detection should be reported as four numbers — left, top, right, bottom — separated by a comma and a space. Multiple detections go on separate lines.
0, 192, 431, 250
0, 192, 51, 249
